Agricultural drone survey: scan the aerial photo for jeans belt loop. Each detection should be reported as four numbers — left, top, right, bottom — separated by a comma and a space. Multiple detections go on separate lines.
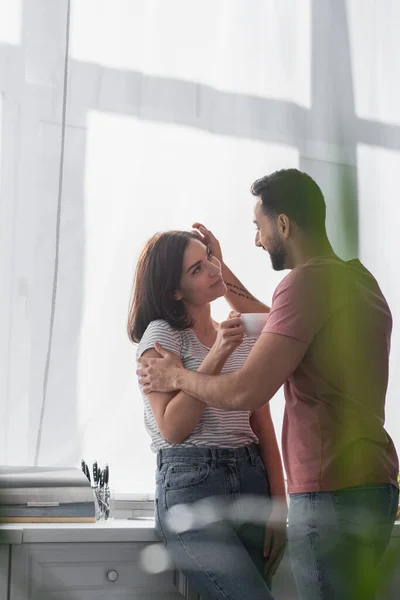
247, 443, 256, 465
157, 450, 162, 469
210, 448, 217, 469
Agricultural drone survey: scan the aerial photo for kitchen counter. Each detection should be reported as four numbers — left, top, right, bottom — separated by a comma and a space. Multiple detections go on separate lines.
0, 517, 158, 544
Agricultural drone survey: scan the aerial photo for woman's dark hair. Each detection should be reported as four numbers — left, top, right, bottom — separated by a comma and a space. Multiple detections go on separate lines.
251, 168, 327, 237
127, 230, 198, 343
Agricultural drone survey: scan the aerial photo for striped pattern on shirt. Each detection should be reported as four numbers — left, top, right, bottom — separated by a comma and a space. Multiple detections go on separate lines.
136, 319, 259, 452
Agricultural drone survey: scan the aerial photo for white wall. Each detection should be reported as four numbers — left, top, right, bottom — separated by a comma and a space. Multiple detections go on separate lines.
0, 0, 399, 493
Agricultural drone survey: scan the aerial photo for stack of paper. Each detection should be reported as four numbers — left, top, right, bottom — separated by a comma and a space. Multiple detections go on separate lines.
0, 466, 96, 523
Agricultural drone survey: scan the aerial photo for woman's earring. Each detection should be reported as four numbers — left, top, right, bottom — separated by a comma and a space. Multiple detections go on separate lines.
172, 300, 181, 315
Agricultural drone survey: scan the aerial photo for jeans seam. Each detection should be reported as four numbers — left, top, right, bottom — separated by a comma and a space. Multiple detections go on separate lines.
391, 486, 399, 518
309, 524, 327, 600
174, 530, 232, 600
310, 495, 328, 600
155, 498, 168, 546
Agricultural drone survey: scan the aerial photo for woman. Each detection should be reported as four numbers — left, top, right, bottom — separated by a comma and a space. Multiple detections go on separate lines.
127, 227, 286, 600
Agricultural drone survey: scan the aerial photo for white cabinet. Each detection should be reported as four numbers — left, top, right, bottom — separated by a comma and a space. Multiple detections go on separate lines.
8, 542, 300, 600
1, 521, 399, 600
0, 545, 9, 599
9, 542, 183, 600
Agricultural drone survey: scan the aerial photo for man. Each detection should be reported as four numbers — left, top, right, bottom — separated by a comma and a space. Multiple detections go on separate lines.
138, 169, 399, 599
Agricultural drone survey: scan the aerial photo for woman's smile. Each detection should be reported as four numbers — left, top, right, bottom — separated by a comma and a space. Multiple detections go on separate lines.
210, 276, 224, 288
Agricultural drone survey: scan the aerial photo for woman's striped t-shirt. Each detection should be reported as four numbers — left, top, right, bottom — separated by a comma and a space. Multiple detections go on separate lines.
136, 319, 259, 452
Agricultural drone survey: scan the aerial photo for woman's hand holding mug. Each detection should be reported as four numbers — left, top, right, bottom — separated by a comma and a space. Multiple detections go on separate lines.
210, 311, 244, 361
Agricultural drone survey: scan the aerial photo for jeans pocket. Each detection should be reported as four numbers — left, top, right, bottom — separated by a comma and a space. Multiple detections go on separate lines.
333, 484, 397, 528
165, 463, 210, 491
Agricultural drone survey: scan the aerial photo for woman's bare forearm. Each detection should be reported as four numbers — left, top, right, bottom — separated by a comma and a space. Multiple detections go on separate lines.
250, 408, 287, 508
161, 351, 228, 444
221, 262, 270, 314
258, 436, 287, 504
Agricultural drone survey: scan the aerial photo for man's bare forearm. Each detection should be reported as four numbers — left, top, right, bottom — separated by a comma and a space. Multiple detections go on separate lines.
161, 350, 230, 443
173, 368, 258, 411
221, 262, 270, 314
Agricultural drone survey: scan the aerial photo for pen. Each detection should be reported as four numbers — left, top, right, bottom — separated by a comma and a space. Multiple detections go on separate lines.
92, 461, 99, 487
84, 462, 90, 484
81, 459, 91, 484
103, 464, 110, 520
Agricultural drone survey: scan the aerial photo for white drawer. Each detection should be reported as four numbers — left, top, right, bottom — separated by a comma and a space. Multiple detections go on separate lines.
10, 542, 184, 600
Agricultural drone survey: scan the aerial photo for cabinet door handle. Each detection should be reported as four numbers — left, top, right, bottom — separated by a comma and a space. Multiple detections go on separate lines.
107, 569, 119, 582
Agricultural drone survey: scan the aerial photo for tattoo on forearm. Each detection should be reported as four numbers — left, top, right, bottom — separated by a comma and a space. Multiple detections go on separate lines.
226, 282, 260, 302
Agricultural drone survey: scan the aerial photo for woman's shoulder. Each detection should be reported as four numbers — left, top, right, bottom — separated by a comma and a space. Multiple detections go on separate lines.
137, 319, 183, 357
144, 319, 176, 334
141, 319, 184, 342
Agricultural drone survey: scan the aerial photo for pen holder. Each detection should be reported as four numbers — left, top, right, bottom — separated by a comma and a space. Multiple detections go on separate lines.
81, 459, 111, 520
92, 485, 111, 521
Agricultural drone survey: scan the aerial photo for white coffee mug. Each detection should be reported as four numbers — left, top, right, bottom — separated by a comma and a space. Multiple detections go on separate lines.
241, 313, 269, 337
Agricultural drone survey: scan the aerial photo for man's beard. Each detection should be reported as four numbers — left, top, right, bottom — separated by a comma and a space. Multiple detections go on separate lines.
268, 239, 286, 271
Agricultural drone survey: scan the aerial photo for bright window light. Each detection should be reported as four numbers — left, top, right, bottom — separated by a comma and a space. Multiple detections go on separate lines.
357, 144, 400, 291
70, 0, 311, 107
0, 0, 21, 45
347, 0, 400, 126
357, 143, 400, 453
0, 93, 2, 189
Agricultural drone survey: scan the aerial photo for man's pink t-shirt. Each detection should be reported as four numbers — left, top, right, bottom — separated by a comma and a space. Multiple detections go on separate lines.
262, 256, 398, 494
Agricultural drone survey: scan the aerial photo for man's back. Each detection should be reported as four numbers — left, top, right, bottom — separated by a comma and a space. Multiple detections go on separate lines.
263, 257, 399, 493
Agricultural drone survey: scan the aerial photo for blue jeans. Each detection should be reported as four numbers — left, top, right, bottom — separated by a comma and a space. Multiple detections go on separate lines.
155, 443, 275, 600
288, 484, 399, 600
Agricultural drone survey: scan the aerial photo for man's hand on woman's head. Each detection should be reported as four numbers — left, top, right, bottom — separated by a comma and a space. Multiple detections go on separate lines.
191, 223, 223, 264
137, 343, 183, 394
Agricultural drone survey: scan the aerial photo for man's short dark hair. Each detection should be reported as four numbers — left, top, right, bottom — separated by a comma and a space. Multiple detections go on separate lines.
251, 169, 326, 236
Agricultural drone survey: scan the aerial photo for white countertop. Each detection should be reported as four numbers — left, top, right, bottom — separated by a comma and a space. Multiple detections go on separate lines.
0, 518, 159, 544
0, 519, 399, 545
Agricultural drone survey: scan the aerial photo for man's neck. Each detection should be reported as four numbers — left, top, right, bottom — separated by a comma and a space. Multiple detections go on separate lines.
290, 240, 336, 269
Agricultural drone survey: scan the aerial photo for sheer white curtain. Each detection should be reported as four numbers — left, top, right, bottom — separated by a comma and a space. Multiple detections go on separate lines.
0, 0, 399, 494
